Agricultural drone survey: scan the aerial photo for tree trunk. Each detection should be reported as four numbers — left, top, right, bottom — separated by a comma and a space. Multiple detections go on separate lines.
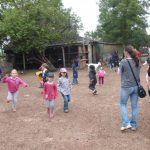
62, 46, 66, 67
22, 53, 26, 70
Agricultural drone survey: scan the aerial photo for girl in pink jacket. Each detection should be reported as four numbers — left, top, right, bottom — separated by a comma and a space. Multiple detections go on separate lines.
2, 69, 28, 112
97, 67, 106, 85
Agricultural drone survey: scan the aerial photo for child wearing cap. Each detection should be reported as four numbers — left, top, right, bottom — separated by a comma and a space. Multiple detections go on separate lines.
43, 72, 57, 119
57, 68, 71, 113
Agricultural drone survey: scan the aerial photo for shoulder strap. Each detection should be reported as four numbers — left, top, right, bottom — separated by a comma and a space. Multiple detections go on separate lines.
126, 59, 139, 86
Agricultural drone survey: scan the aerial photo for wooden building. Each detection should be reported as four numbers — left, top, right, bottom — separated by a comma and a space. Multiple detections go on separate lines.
4, 38, 123, 70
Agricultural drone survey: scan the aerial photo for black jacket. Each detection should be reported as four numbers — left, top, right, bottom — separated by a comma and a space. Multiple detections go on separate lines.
89, 69, 97, 84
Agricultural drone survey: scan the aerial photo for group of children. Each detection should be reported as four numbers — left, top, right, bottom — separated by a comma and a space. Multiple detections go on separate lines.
1, 61, 150, 119
1, 64, 71, 120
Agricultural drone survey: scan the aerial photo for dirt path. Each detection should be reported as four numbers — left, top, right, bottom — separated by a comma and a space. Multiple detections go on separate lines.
0, 66, 150, 150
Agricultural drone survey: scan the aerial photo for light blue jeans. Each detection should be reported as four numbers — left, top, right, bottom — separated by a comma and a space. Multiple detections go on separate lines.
63, 95, 71, 111
7, 91, 18, 109
72, 78, 78, 85
119, 86, 138, 128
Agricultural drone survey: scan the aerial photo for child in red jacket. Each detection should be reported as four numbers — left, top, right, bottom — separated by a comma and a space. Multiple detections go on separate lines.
43, 72, 57, 119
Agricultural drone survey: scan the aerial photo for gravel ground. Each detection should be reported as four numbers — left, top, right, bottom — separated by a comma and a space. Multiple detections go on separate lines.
0, 66, 150, 150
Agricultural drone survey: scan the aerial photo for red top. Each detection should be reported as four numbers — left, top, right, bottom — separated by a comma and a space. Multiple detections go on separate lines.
2, 76, 27, 93
98, 70, 106, 77
43, 82, 58, 100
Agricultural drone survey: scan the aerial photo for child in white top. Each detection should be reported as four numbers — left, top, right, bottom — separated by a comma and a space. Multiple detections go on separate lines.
57, 68, 71, 113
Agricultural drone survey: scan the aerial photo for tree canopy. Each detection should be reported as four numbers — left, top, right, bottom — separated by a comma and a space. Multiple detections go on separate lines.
0, 0, 82, 54
96, 0, 150, 48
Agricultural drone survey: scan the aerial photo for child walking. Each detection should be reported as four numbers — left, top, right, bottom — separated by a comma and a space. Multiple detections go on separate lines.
72, 59, 78, 85
97, 67, 106, 85
2, 69, 28, 112
89, 65, 97, 95
43, 72, 57, 119
57, 68, 71, 113
146, 65, 150, 101
39, 63, 49, 87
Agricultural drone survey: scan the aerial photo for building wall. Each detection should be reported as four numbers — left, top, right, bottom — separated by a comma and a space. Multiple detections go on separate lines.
103, 44, 123, 56
93, 43, 123, 61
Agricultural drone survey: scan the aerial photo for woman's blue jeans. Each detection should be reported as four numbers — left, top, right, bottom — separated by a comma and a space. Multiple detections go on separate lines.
63, 95, 71, 111
119, 86, 138, 128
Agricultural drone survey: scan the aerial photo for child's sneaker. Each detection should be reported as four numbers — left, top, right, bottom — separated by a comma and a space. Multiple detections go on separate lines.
64, 109, 69, 113
93, 89, 97, 95
131, 127, 137, 131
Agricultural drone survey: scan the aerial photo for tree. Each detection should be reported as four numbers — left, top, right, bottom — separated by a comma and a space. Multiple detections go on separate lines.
84, 31, 99, 41
0, 0, 82, 70
96, 0, 150, 48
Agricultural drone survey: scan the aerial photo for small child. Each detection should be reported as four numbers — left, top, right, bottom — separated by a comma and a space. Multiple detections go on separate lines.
2, 69, 28, 112
43, 72, 57, 119
72, 59, 78, 85
97, 67, 106, 85
39, 63, 49, 87
57, 68, 71, 113
89, 65, 97, 95
146, 66, 150, 100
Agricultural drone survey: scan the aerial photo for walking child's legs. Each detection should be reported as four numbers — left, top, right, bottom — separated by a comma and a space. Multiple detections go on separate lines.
99, 77, 104, 85
72, 77, 78, 85
49, 101, 55, 117
47, 108, 50, 116
92, 83, 97, 94
7, 91, 18, 111
99, 77, 101, 85
12, 92, 18, 111
46, 100, 55, 118
102, 77, 104, 85
63, 95, 70, 112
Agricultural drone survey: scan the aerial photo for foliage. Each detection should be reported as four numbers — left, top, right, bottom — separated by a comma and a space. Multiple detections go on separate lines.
96, 0, 150, 48
84, 31, 100, 41
0, 0, 82, 54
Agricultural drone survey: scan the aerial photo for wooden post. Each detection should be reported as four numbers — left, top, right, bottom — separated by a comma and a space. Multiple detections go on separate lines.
62, 47, 65, 67
88, 44, 92, 63
22, 53, 26, 70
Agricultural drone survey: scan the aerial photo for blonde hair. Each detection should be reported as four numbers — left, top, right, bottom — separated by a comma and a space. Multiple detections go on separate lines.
11, 69, 18, 75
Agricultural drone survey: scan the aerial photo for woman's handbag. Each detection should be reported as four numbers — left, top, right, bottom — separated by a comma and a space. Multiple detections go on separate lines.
127, 60, 146, 98
138, 85, 146, 98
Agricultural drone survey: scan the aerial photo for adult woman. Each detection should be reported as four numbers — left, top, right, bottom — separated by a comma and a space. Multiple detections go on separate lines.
118, 45, 140, 131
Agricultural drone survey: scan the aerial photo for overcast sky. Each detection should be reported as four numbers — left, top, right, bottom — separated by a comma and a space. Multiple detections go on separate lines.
62, 0, 150, 35
62, 0, 99, 36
